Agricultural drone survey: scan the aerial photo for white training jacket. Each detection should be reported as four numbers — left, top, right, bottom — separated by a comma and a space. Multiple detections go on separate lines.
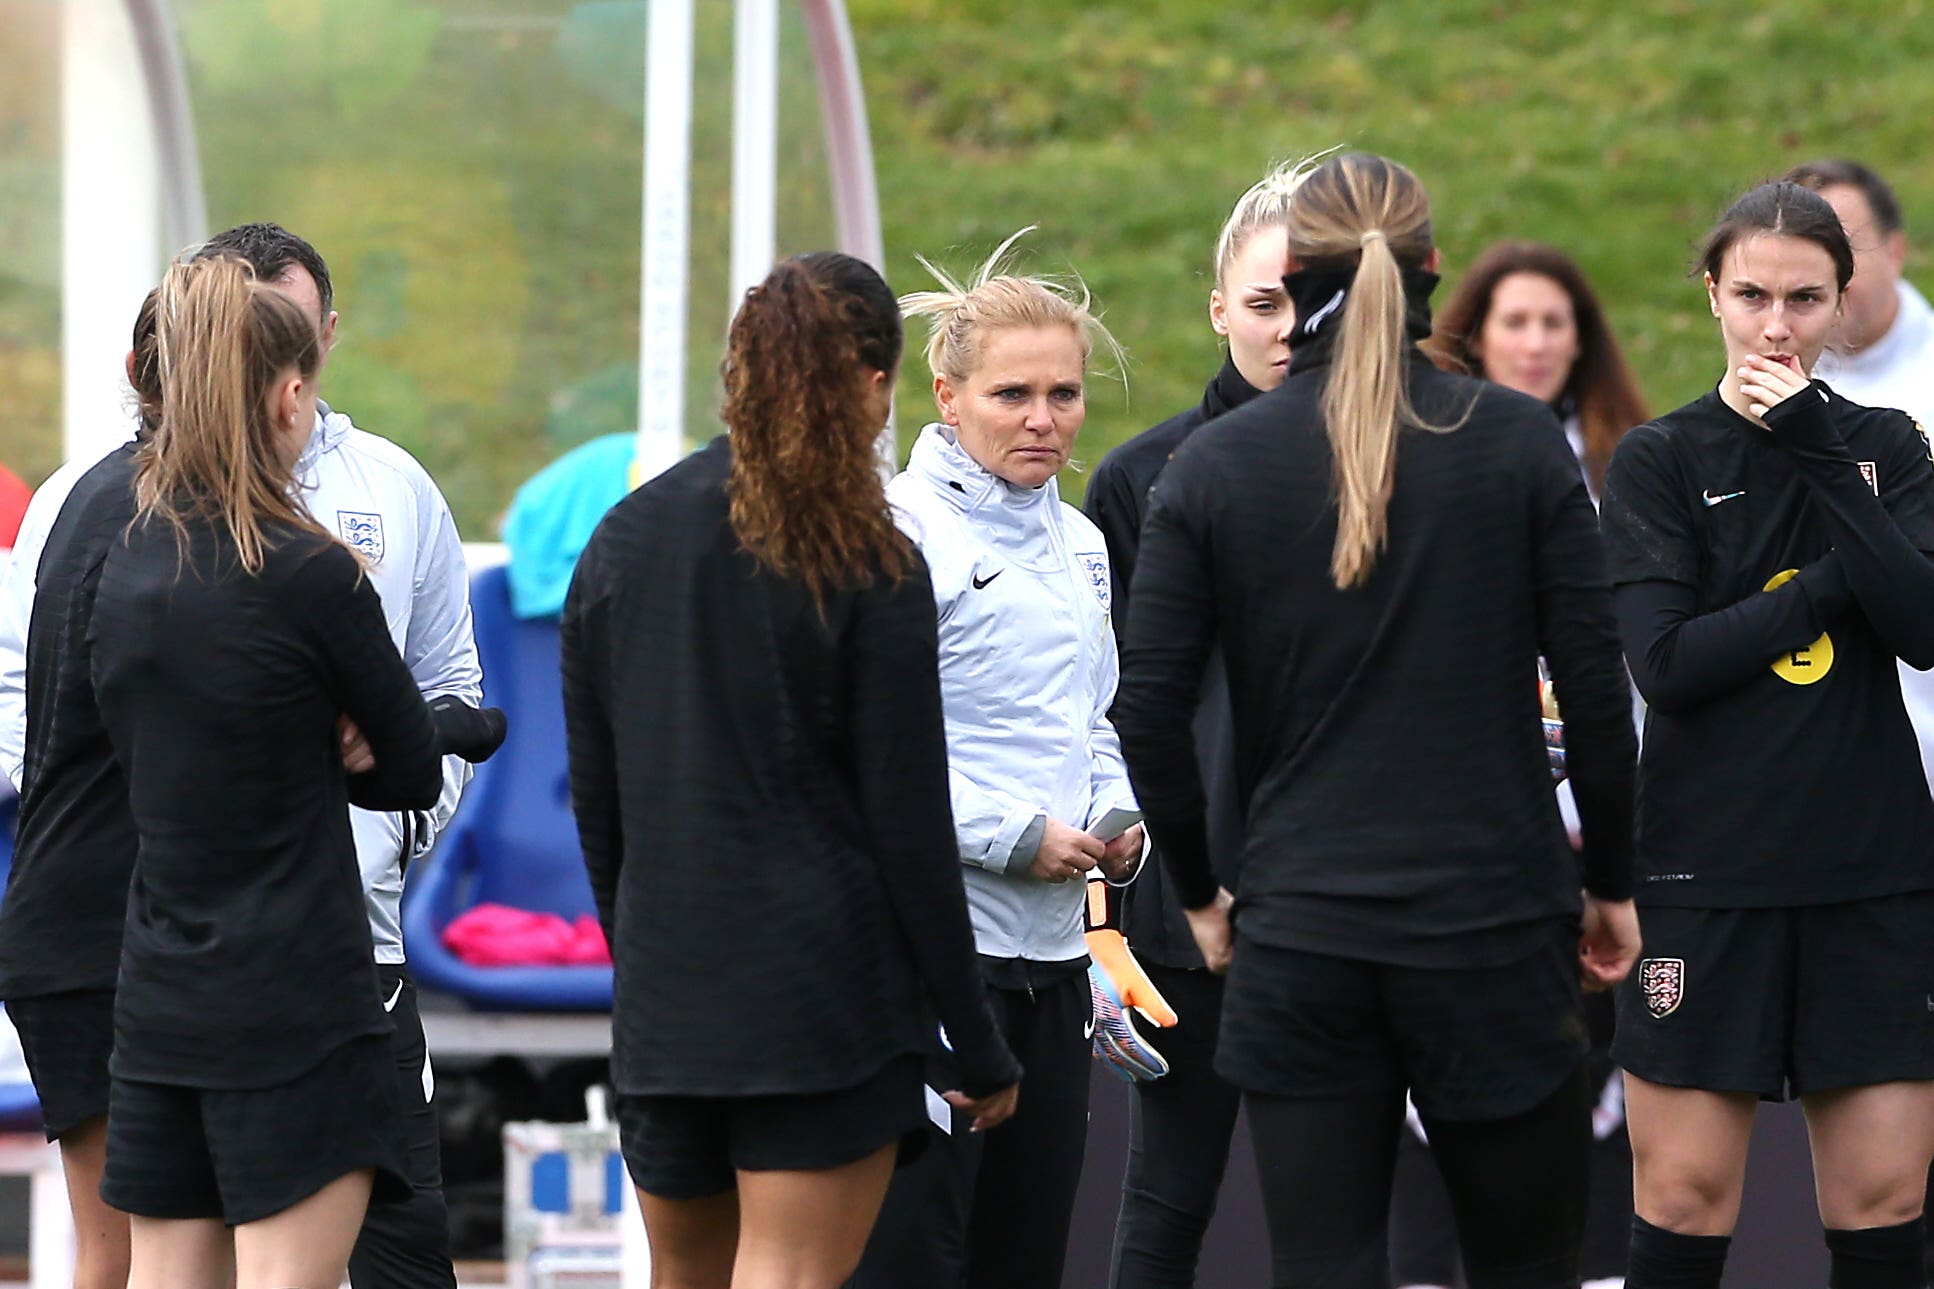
0, 404, 482, 964
888, 423, 1139, 964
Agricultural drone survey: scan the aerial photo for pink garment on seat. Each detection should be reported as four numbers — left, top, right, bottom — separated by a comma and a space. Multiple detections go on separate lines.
440, 903, 612, 967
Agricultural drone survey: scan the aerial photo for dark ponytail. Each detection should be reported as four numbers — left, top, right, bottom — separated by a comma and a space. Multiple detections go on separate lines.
723, 252, 911, 607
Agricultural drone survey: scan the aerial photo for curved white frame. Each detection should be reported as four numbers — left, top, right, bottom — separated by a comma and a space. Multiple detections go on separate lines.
62, 0, 889, 479
636, 0, 891, 483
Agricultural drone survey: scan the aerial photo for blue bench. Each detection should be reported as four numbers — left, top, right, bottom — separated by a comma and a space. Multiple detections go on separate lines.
399, 566, 612, 1011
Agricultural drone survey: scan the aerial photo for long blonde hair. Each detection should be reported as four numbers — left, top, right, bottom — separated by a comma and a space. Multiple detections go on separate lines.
136, 255, 326, 574
1282, 153, 1436, 589
899, 228, 1125, 387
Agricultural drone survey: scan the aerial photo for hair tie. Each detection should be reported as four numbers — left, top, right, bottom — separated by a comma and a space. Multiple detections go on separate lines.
1359, 229, 1387, 249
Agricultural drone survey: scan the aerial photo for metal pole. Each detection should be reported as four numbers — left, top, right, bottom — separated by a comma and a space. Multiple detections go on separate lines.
636, 0, 696, 486
729, 0, 779, 306
125, 0, 209, 253
62, 0, 160, 467
797, 0, 894, 470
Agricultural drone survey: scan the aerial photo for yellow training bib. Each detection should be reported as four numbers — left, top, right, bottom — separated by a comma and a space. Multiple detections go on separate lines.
1764, 568, 1833, 684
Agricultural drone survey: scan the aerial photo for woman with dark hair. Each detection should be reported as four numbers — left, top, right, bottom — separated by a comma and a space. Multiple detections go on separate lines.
561, 251, 1019, 1289
1431, 241, 1650, 500
1600, 181, 1934, 1289
1114, 151, 1640, 1289
89, 254, 503, 1289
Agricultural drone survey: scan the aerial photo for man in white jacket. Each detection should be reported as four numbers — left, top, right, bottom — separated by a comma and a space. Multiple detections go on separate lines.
1789, 161, 1934, 787
0, 223, 479, 1289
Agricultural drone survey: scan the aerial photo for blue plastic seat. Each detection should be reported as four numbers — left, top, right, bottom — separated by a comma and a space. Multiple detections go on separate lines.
400, 566, 612, 1011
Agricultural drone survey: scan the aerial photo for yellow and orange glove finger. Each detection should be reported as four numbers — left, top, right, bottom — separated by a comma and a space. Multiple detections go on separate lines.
1084, 927, 1179, 1028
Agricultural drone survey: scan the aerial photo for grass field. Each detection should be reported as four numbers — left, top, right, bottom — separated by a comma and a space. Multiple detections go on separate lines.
4, 0, 1934, 527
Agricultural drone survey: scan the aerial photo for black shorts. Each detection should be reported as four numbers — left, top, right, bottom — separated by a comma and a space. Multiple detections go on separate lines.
8, 989, 114, 1142
1217, 921, 1587, 1123
101, 1035, 409, 1225
618, 1052, 928, 1201
1613, 894, 1934, 1100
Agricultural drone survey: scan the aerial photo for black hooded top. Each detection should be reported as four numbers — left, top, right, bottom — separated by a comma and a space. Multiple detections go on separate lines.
1113, 264, 1636, 968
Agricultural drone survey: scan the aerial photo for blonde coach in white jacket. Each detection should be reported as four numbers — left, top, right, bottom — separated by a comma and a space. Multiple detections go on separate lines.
850, 236, 1141, 1289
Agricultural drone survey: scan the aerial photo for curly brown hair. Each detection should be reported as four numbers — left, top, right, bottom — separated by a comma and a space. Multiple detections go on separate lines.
723, 252, 912, 607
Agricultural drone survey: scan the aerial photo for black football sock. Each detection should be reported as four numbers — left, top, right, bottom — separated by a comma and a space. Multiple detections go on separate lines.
1626, 1215, 1728, 1289
1825, 1218, 1925, 1289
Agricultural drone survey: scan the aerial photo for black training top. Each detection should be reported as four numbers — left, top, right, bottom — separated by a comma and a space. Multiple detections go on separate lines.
0, 445, 139, 1000
1115, 345, 1637, 970
1085, 356, 1257, 969
91, 513, 443, 1088
561, 437, 1019, 1100
1600, 383, 1934, 908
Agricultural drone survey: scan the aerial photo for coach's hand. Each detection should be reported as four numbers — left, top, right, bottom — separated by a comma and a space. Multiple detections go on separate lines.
1097, 824, 1145, 883
1185, 887, 1236, 975
1030, 819, 1103, 884
1579, 894, 1640, 991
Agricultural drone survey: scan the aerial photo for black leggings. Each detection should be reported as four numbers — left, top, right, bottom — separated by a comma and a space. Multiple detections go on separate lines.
1247, 1068, 1591, 1289
349, 965, 458, 1289
847, 973, 1092, 1289
1110, 962, 1242, 1288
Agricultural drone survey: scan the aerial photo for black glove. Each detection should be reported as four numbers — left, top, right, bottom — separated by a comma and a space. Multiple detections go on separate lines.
428, 696, 508, 763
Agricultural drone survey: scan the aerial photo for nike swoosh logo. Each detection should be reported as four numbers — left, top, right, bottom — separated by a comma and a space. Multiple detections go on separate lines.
383, 981, 404, 1013
971, 570, 1003, 590
1702, 489, 1746, 507
1083, 1016, 1097, 1040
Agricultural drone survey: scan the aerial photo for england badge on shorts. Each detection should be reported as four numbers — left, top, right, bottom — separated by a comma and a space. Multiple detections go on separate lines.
1858, 461, 1879, 495
1075, 552, 1110, 612
338, 510, 385, 563
1639, 957, 1685, 1019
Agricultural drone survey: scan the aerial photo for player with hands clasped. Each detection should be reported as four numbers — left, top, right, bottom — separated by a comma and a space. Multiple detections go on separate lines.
1600, 180, 1934, 1289
847, 232, 1143, 1289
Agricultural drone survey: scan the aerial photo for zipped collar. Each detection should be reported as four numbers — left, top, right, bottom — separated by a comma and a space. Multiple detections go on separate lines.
906, 422, 1062, 532
291, 400, 354, 502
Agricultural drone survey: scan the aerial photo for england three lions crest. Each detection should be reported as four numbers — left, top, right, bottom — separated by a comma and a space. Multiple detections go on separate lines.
1640, 957, 1685, 1019
1075, 551, 1110, 612
338, 510, 385, 563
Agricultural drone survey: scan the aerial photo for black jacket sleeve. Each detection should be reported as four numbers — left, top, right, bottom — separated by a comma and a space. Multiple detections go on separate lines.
1615, 561, 1850, 713
294, 544, 444, 812
1601, 421, 1854, 713
845, 561, 1020, 1097
1525, 428, 1637, 900
1084, 451, 1145, 646
1113, 456, 1221, 910
561, 542, 624, 940
1764, 387, 1934, 668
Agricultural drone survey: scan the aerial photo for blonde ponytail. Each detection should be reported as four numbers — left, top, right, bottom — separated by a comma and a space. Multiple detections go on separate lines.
1280, 153, 1440, 589
137, 255, 326, 574
1325, 230, 1410, 587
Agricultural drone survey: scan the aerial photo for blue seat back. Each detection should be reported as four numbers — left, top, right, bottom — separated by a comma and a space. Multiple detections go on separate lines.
460, 566, 595, 919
